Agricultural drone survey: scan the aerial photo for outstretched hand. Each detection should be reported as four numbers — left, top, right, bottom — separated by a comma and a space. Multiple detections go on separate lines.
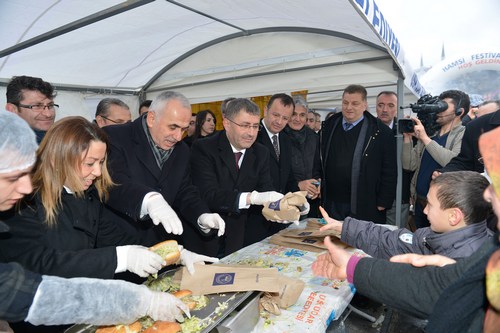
312, 236, 351, 280
318, 206, 343, 234
390, 253, 456, 267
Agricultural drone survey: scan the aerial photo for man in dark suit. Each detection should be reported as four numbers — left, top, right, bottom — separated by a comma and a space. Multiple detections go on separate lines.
189, 98, 285, 257
376, 91, 413, 226
258, 94, 300, 195
321, 84, 397, 223
254, 93, 301, 237
103, 91, 225, 249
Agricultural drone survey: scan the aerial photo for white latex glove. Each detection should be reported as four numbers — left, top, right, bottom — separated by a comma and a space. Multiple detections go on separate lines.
26, 274, 190, 326
299, 201, 310, 216
249, 191, 284, 205
179, 245, 219, 275
198, 213, 225, 236
122, 245, 165, 277
145, 194, 183, 235
146, 289, 191, 322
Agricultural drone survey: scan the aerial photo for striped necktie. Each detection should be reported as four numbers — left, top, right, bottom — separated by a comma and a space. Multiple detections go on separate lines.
272, 135, 280, 159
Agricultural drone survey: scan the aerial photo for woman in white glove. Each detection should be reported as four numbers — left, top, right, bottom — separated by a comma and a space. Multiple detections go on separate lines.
0, 116, 217, 280
0, 112, 188, 331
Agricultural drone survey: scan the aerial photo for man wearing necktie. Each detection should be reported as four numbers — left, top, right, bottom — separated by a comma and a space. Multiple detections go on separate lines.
320, 84, 397, 223
190, 98, 285, 257
252, 93, 302, 242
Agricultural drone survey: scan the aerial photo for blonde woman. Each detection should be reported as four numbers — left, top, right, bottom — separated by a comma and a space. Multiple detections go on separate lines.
0, 116, 215, 279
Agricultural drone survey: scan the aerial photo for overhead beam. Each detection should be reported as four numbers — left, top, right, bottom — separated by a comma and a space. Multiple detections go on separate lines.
0, 0, 155, 58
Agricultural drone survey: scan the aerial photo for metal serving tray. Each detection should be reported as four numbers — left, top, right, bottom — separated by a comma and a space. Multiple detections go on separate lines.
64, 269, 255, 333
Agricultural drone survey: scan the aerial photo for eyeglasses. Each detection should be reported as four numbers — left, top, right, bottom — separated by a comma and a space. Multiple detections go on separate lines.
226, 117, 261, 131
16, 103, 59, 112
99, 115, 131, 124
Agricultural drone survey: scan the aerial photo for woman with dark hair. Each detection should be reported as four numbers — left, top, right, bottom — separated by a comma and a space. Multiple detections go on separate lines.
192, 110, 216, 141
183, 110, 216, 147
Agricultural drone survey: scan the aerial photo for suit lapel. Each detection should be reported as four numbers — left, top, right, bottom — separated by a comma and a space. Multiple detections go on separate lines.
258, 124, 278, 162
218, 132, 239, 182
239, 145, 255, 181
132, 120, 161, 180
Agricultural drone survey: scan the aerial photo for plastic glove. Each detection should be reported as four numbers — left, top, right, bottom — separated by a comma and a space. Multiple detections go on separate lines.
26, 275, 189, 326
179, 245, 219, 275
145, 194, 183, 235
299, 201, 310, 216
198, 213, 225, 236
249, 191, 284, 205
121, 245, 165, 277
146, 289, 190, 322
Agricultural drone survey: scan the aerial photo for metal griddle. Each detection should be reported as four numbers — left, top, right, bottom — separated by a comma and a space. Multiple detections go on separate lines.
64, 268, 256, 333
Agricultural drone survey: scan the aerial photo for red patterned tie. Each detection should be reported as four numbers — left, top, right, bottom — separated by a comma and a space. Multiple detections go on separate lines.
234, 152, 243, 170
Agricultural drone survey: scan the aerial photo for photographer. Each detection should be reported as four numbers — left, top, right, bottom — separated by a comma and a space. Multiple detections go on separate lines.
402, 90, 469, 229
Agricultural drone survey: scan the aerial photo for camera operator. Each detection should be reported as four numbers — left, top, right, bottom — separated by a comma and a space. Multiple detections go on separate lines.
402, 90, 469, 229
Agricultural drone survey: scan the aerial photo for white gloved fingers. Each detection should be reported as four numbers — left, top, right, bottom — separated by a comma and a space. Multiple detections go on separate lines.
194, 255, 219, 264
215, 215, 225, 236
159, 220, 172, 233
217, 226, 224, 236
150, 216, 161, 226
147, 292, 190, 321
268, 191, 284, 202
167, 218, 183, 235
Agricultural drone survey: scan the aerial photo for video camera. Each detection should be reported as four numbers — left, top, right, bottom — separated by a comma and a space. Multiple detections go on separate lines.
399, 94, 448, 136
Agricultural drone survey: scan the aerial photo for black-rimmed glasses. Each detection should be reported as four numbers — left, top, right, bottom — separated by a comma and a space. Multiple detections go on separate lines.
226, 117, 261, 131
16, 103, 59, 112
99, 115, 131, 125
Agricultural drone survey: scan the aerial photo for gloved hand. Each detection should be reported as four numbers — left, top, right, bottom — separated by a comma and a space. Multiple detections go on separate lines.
121, 245, 165, 277
26, 274, 190, 326
146, 289, 190, 322
198, 213, 225, 236
145, 194, 183, 235
299, 201, 310, 216
179, 245, 219, 275
249, 191, 284, 205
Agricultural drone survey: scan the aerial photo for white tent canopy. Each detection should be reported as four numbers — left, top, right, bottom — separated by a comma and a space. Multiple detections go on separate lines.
0, 0, 420, 118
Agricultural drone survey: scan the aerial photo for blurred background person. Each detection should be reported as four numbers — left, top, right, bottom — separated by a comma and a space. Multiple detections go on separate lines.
139, 99, 152, 116
284, 96, 322, 217
95, 97, 131, 127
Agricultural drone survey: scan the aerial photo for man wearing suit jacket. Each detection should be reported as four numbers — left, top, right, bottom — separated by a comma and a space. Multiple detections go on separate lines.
376, 91, 413, 226
251, 93, 302, 239
321, 84, 397, 223
103, 91, 225, 249
189, 98, 285, 257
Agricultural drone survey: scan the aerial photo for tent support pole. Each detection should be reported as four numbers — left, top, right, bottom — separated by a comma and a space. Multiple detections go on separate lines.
0, 0, 155, 58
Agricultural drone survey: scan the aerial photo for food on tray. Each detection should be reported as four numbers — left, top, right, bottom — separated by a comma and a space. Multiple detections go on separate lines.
142, 321, 181, 333
145, 274, 180, 292
149, 240, 181, 266
179, 316, 207, 333
95, 321, 142, 333
173, 289, 210, 311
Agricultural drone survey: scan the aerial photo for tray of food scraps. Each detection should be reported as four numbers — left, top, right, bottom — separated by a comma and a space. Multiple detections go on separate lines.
64, 268, 255, 333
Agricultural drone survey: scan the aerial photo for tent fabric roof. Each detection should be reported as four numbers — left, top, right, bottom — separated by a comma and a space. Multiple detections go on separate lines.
0, 0, 418, 105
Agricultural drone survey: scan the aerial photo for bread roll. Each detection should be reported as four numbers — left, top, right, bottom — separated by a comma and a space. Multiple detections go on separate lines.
95, 321, 142, 333
142, 321, 181, 333
149, 240, 180, 266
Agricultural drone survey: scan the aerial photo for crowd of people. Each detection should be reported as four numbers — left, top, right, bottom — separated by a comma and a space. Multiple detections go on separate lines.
1, 74, 499, 332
